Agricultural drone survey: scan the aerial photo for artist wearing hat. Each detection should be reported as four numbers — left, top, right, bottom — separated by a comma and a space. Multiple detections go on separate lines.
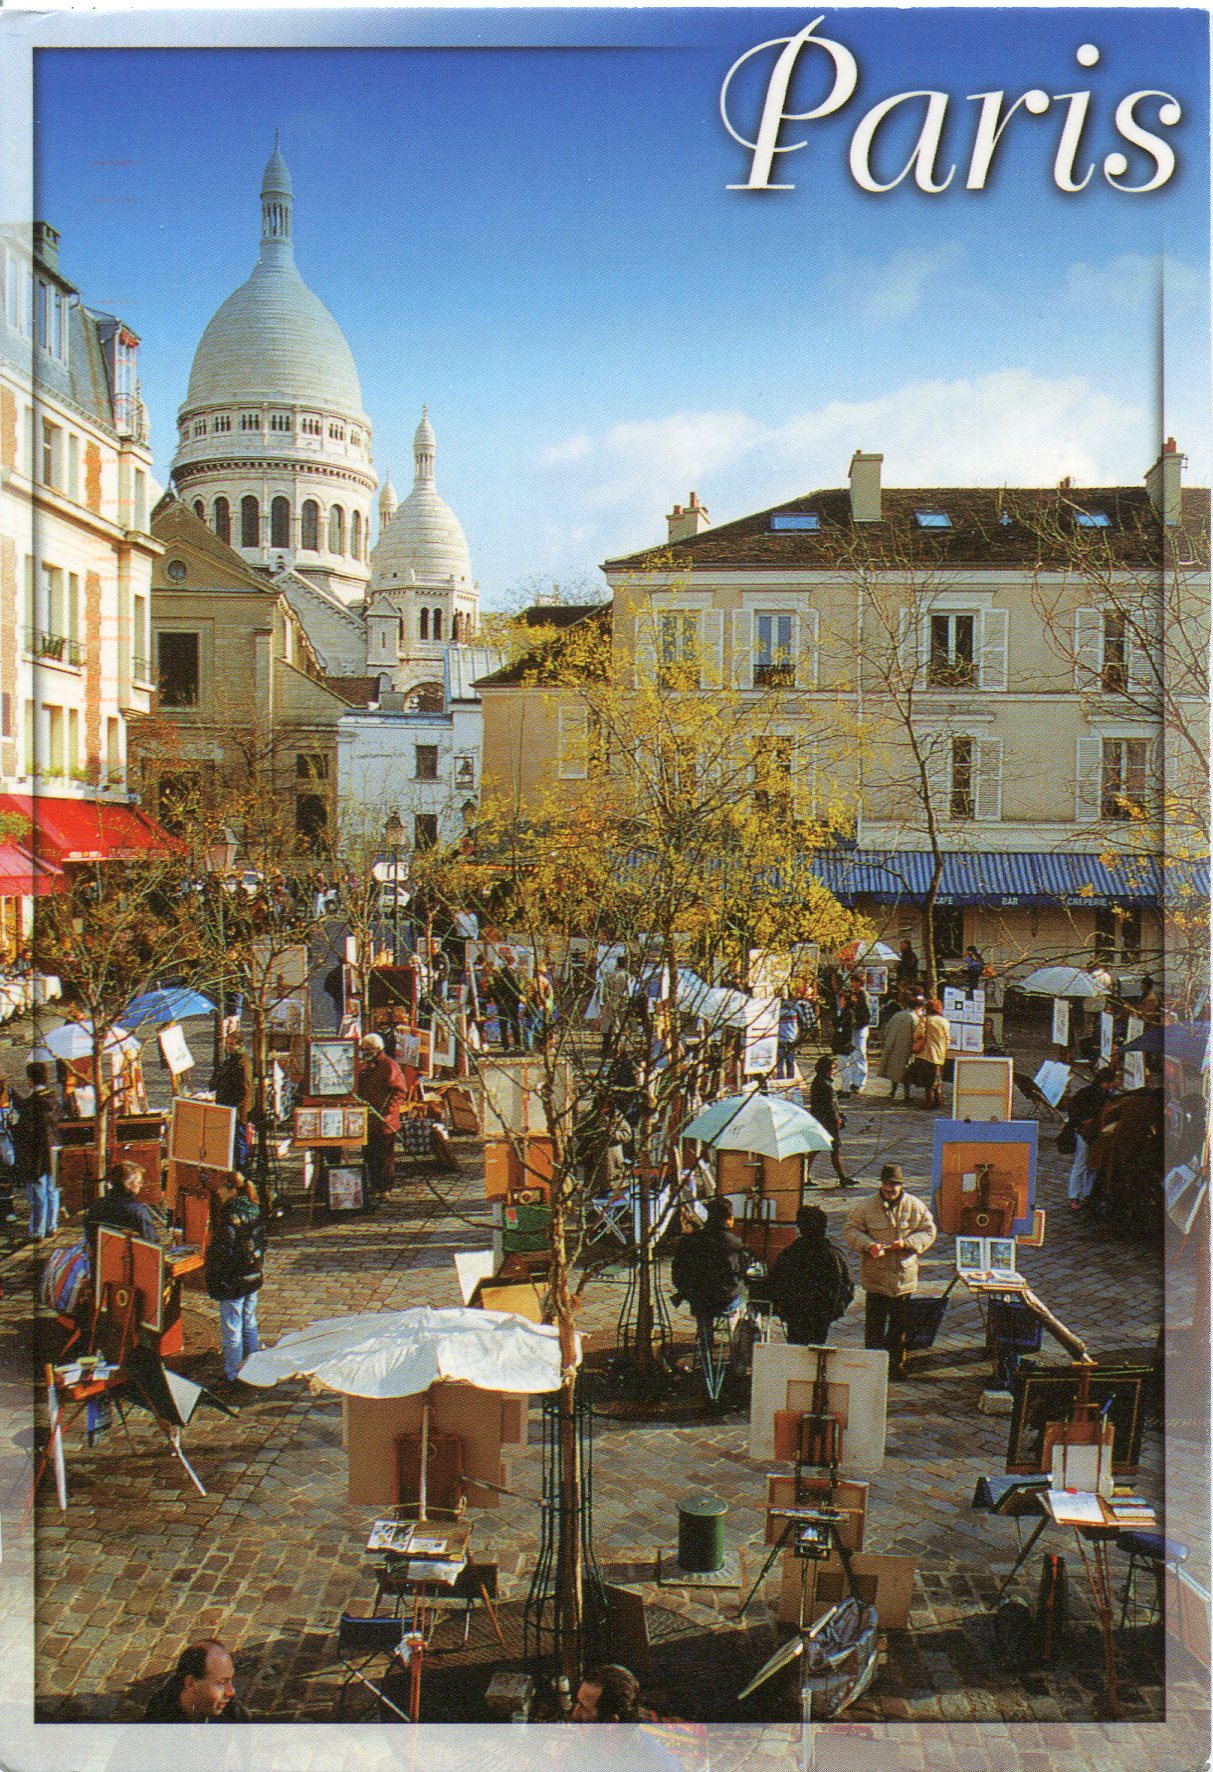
843, 1164, 936, 1380
356, 1033, 411, 1200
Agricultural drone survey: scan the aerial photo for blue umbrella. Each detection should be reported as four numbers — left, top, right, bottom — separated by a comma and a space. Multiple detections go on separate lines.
122, 987, 217, 1027
1122, 1022, 1209, 1070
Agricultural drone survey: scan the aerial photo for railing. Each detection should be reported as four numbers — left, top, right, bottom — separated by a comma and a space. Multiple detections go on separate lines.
131, 655, 153, 684
25, 628, 82, 667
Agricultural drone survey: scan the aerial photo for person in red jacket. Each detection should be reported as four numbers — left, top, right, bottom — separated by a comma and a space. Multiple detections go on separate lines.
357, 1033, 411, 1198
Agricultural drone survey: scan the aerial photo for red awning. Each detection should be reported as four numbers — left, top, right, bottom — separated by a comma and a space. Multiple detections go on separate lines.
0, 839, 63, 897
0, 795, 183, 866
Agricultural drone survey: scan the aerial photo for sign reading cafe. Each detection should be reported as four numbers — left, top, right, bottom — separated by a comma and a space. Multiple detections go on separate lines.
720, 18, 1183, 195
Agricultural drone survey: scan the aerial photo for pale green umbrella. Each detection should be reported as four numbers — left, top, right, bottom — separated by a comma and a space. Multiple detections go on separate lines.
681, 1090, 833, 1159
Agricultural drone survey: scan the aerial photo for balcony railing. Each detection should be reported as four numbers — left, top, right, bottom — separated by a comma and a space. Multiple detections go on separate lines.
25, 628, 83, 667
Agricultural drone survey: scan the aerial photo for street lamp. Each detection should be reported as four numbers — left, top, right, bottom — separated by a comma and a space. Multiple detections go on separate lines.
383, 811, 406, 965
205, 826, 240, 1066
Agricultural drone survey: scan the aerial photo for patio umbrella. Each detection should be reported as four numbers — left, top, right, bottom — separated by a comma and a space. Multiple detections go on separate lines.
681, 1090, 834, 1159
30, 1020, 140, 1062
240, 1306, 577, 1518
839, 938, 898, 965
1122, 1021, 1210, 1069
122, 986, 217, 1027
1020, 966, 1103, 999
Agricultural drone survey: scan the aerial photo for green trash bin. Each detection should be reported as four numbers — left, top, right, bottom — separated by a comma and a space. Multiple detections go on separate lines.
678, 1495, 727, 1573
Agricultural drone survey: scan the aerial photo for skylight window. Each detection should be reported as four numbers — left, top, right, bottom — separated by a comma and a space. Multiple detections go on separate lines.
770, 512, 820, 531
914, 510, 952, 528
1074, 510, 1112, 528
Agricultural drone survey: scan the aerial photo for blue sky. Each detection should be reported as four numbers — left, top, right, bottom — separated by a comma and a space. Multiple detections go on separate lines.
28, 8, 1211, 605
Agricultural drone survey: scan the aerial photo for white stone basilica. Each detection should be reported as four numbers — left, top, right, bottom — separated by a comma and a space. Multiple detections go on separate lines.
165, 140, 492, 845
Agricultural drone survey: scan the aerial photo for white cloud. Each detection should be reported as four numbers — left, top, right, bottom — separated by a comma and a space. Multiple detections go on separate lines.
540, 431, 594, 466
1065, 253, 1203, 311
530, 370, 1150, 573
851, 244, 965, 325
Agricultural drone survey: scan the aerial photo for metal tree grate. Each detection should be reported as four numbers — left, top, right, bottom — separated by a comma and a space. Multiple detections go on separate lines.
523, 1379, 609, 1682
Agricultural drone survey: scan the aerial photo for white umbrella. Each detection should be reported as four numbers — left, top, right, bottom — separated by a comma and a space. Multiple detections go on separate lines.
30, 1019, 140, 1062
840, 938, 898, 965
240, 1307, 577, 1518
1020, 966, 1103, 999
681, 1090, 834, 1158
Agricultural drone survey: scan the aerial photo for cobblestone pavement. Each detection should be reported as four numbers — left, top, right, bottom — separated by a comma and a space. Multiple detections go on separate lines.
1, 1020, 1208, 1771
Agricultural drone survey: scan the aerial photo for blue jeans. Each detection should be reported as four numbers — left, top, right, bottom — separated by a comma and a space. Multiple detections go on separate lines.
27, 1172, 59, 1239
775, 1040, 796, 1079
1068, 1135, 1095, 1203
219, 1292, 260, 1381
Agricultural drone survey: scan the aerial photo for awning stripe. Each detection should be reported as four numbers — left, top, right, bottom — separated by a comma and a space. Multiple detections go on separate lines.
809, 849, 1204, 908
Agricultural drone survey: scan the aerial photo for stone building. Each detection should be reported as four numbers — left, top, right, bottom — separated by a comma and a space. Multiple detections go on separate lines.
169, 139, 376, 609
479, 446, 1209, 992
0, 218, 164, 946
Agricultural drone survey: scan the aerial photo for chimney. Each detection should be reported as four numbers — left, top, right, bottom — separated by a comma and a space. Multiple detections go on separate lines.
33, 221, 60, 272
1146, 437, 1184, 527
667, 490, 711, 544
848, 451, 883, 523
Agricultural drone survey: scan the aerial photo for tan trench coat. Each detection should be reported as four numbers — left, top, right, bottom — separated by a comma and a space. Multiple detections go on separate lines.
844, 1189, 937, 1297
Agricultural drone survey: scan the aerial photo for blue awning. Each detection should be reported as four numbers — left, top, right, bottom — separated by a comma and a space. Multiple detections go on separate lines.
809, 850, 1206, 909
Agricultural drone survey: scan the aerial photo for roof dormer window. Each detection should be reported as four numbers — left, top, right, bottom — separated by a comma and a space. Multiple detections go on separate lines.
770, 512, 820, 531
914, 510, 952, 529
1074, 509, 1111, 528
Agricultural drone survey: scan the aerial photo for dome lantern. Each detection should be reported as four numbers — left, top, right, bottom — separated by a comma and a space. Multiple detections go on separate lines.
260, 132, 294, 264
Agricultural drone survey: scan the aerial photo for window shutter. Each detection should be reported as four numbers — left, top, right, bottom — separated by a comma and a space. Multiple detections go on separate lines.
1126, 606, 1160, 694
979, 608, 1008, 691
1074, 734, 1102, 822
895, 607, 915, 682
974, 737, 1003, 821
1073, 608, 1103, 690
556, 701, 588, 780
731, 608, 754, 690
923, 730, 951, 818
798, 607, 820, 691
632, 608, 657, 689
700, 609, 725, 690
793, 733, 816, 820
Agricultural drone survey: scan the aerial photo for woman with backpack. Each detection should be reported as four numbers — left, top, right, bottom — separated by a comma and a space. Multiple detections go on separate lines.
768, 1205, 855, 1344
205, 1175, 266, 1387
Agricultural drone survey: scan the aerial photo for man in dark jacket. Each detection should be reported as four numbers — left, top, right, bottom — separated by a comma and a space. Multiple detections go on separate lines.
12, 1060, 58, 1241
671, 1197, 749, 1347
143, 1638, 250, 1721
210, 1033, 254, 1173
805, 1055, 854, 1187
204, 1177, 265, 1384
1065, 1066, 1119, 1210
768, 1205, 854, 1344
86, 1160, 161, 1245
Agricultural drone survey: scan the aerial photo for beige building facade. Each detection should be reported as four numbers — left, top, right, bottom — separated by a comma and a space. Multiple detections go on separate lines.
480, 446, 1208, 990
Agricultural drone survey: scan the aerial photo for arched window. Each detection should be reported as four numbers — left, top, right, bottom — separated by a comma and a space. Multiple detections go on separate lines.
301, 499, 318, 550
213, 496, 230, 544
419, 608, 429, 641
433, 609, 443, 641
351, 510, 362, 559
271, 496, 291, 549
241, 495, 260, 549
328, 505, 344, 554
451, 612, 461, 642
193, 500, 205, 521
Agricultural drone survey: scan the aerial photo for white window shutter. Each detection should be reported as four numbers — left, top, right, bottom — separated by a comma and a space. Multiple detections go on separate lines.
974, 737, 1003, 821
1073, 608, 1103, 691
731, 608, 754, 690
793, 734, 816, 819
799, 607, 820, 690
1126, 605, 1160, 694
1074, 734, 1102, 821
895, 607, 914, 681
632, 608, 657, 689
556, 701, 588, 780
979, 608, 1008, 691
923, 730, 951, 818
700, 609, 724, 689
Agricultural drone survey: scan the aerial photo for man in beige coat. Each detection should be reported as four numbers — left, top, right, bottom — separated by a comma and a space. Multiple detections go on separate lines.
844, 1164, 937, 1379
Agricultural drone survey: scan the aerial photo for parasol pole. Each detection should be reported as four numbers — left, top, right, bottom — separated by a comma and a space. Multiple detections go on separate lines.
418, 1388, 429, 1521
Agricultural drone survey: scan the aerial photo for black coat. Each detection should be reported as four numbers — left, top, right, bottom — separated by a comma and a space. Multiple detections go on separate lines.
204, 1196, 266, 1301
809, 1075, 842, 1138
671, 1224, 748, 1317
768, 1235, 852, 1337
86, 1188, 160, 1245
11, 1087, 56, 1182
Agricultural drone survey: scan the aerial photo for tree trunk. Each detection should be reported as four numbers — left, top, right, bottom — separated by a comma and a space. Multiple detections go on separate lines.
546, 1165, 584, 1683
91, 1035, 106, 1205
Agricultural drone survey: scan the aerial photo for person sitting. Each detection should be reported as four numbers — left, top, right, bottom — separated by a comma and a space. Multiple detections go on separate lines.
670, 1197, 749, 1349
768, 1205, 855, 1345
142, 1638, 250, 1722
85, 1159, 162, 1245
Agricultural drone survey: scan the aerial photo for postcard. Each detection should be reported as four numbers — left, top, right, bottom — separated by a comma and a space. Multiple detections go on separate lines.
3, 5, 1208, 1769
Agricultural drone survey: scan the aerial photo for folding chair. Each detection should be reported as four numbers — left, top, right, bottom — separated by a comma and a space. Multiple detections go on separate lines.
335, 1614, 412, 1720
